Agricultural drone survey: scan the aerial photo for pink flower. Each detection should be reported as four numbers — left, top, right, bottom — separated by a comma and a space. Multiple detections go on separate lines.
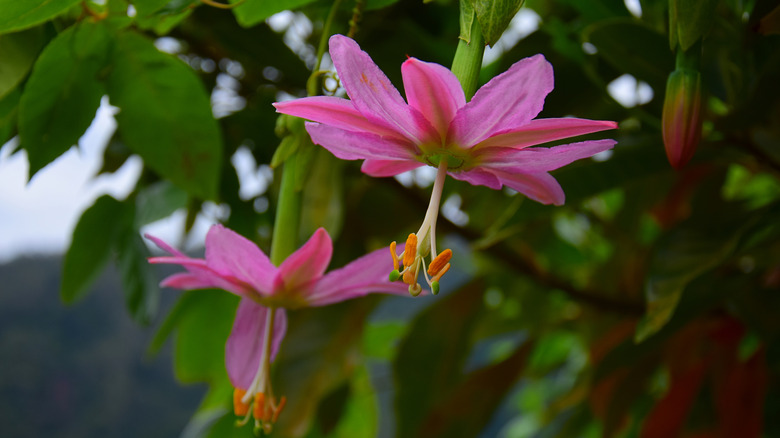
273, 34, 618, 206
274, 34, 618, 297
146, 225, 407, 431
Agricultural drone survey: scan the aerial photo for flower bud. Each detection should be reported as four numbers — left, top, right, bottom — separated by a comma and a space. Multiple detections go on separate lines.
662, 68, 702, 169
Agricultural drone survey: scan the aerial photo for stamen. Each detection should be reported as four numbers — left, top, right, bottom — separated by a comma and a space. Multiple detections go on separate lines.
432, 263, 450, 282
253, 392, 267, 421
233, 388, 249, 416
428, 249, 452, 276
272, 396, 287, 422
403, 234, 417, 267
390, 241, 400, 269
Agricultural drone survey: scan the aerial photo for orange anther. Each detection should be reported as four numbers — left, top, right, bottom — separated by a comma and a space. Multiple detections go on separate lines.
403, 234, 417, 267
432, 263, 451, 282
427, 249, 452, 276
253, 392, 267, 420
390, 241, 399, 270
272, 396, 287, 423
233, 388, 249, 416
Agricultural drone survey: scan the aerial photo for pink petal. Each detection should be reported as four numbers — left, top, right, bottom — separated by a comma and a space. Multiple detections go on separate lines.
305, 123, 418, 161
151, 256, 254, 296
145, 233, 186, 257
448, 168, 503, 190
489, 170, 566, 205
205, 225, 276, 294
401, 57, 466, 139
306, 243, 410, 306
328, 35, 436, 143
274, 228, 333, 293
273, 96, 402, 139
225, 301, 288, 389
476, 118, 618, 149
449, 54, 554, 147
477, 139, 617, 174
361, 158, 424, 177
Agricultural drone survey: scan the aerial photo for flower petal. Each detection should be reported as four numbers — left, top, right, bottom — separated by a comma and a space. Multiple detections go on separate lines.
401, 57, 466, 138
306, 243, 409, 306
476, 118, 618, 149
478, 139, 617, 174
329, 35, 435, 143
305, 123, 418, 161
449, 54, 554, 147
273, 96, 401, 138
275, 228, 333, 292
490, 170, 566, 205
205, 224, 276, 294
361, 158, 424, 177
145, 233, 186, 257
448, 167, 503, 190
150, 255, 254, 296
225, 301, 288, 389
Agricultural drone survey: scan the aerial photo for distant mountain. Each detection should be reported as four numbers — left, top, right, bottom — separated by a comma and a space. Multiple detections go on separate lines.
0, 256, 204, 438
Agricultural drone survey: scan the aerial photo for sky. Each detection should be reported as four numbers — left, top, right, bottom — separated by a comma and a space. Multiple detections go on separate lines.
0, 1, 644, 264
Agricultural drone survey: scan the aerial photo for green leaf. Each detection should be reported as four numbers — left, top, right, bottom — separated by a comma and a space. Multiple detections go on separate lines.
331, 366, 378, 438
394, 280, 486, 437
60, 195, 129, 304
584, 18, 674, 91
0, 27, 46, 99
116, 229, 161, 324
459, 0, 476, 43
108, 31, 222, 200
232, 0, 318, 28
172, 290, 239, 382
0, 86, 20, 145
361, 321, 407, 360
299, 150, 345, 240
19, 22, 111, 177
635, 225, 743, 342
273, 299, 377, 437
417, 341, 535, 437
132, 0, 174, 16
669, 0, 718, 51
135, 181, 188, 226
470, 0, 525, 46
0, 0, 80, 34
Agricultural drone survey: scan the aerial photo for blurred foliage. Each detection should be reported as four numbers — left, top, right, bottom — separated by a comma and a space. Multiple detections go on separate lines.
2, 0, 780, 437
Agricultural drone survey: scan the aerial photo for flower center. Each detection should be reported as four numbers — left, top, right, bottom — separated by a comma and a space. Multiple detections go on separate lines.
421, 151, 467, 170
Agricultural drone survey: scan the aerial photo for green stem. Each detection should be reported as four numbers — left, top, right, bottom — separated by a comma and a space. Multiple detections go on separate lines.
450, 14, 484, 101
270, 154, 301, 265
274, 4, 342, 264
675, 40, 701, 72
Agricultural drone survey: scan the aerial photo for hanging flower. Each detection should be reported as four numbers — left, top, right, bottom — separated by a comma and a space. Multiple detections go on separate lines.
274, 34, 618, 296
146, 225, 407, 433
662, 68, 702, 169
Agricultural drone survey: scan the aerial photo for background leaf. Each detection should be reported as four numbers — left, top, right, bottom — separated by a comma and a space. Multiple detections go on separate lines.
60, 195, 129, 304
0, 27, 46, 99
0, 0, 80, 34
19, 22, 111, 177
107, 30, 223, 200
